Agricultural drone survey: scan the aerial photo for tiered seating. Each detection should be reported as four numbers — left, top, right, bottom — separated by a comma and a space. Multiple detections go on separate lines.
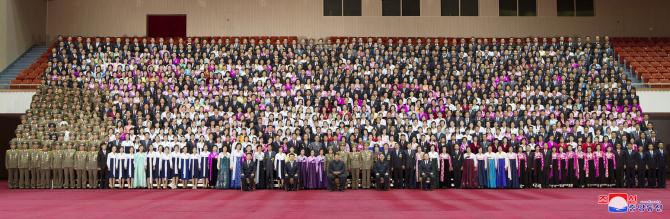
613, 37, 670, 87
7, 35, 663, 190
8, 36, 299, 89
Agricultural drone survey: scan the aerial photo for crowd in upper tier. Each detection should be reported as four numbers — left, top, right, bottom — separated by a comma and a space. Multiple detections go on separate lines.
4, 35, 667, 190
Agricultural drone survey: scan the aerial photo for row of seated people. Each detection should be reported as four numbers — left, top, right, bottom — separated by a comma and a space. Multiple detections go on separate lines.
6, 34, 666, 190
5, 139, 666, 190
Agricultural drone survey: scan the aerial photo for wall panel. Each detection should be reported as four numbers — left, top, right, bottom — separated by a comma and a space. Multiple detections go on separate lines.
42, 0, 670, 39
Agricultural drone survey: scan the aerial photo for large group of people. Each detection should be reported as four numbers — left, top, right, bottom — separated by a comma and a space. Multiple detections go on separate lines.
4, 35, 668, 191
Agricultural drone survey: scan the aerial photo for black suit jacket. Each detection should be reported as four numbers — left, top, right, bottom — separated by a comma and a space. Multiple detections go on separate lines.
419, 160, 433, 175
390, 149, 405, 169
285, 161, 299, 177
97, 149, 108, 169
645, 151, 659, 169
242, 161, 256, 176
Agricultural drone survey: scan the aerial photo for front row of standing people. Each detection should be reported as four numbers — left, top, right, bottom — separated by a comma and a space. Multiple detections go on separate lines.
6, 140, 666, 190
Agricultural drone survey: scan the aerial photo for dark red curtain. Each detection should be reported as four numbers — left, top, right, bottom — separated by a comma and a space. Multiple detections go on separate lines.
146, 15, 186, 37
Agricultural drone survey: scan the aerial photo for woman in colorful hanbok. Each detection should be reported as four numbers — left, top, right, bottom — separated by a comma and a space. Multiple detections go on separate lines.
495, 146, 508, 188
461, 147, 478, 189
476, 147, 488, 188
133, 146, 147, 188
216, 146, 231, 189
486, 147, 497, 188
230, 143, 244, 189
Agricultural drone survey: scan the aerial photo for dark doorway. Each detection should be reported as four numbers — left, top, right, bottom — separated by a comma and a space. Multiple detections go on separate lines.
146, 15, 187, 37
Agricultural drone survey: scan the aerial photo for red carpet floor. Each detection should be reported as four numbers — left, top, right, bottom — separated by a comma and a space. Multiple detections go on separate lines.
0, 181, 667, 219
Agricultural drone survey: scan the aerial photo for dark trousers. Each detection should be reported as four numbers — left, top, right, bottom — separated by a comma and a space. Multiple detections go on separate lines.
376, 174, 390, 190
419, 172, 432, 190
99, 167, 109, 189
452, 169, 462, 188
647, 169, 658, 188
626, 169, 637, 187
392, 168, 404, 188
328, 173, 347, 191
285, 175, 298, 191
241, 175, 254, 191
404, 168, 415, 189
658, 168, 666, 188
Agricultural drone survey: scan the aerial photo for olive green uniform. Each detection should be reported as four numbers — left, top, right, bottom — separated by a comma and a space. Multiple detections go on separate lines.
361, 150, 374, 189
29, 148, 41, 188
86, 150, 98, 188
62, 148, 76, 188
349, 151, 362, 189
51, 148, 64, 188
17, 148, 30, 188
39, 150, 52, 188
5, 148, 19, 188
74, 150, 88, 188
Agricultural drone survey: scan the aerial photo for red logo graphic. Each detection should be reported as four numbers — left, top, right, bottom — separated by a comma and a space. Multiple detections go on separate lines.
627, 195, 638, 205
598, 195, 608, 204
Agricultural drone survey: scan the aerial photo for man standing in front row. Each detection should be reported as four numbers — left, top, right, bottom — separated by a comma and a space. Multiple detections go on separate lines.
5, 140, 19, 188
328, 153, 347, 191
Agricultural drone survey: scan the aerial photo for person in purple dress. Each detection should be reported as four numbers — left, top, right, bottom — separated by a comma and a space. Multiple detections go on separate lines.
306, 150, 318, 189
297, 149, 308, 189
317, 149, 327, 189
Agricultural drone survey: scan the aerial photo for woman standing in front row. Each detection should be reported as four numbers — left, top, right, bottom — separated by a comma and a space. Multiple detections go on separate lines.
461, 147, 478, 189
133, 146, 147, 188
216, 146, 231, 189
476, 147, 487, 188
507, 147, 519, 188
486, 146, 497, 188
178, 147, 192, 189
191, 147, 201, 189
107, 146, 119, 189
230, 143, 244, 189
159, 147, 172, 189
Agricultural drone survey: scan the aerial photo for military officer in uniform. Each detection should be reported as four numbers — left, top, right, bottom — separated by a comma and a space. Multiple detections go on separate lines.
62, 142, 76, 188
39, 143, 52, 188
349, 147, 362, 189
18, 142, 30, 188
361, 146, 374, 189
29, 141, 41, 188
74, 144, 88, 188
51, 142, 64, 188
87, 144, 99, 188
5, 140, 19, 188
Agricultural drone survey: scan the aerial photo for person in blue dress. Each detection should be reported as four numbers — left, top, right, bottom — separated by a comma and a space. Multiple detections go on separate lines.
507, 147, 519, 189
178, 147, 192, 189
230, 143, 244, 189
486, 147, 497, 188
190, 147, 201, 189
496, 146, 508, 188
476, 147, 488, 189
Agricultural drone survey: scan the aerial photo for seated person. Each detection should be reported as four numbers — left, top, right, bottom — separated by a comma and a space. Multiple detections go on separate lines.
374, 154, 390, 191
241, 153, 256, 191
284, 153, 299, 191
419, 154, 434, 191
328, 153, 347, 192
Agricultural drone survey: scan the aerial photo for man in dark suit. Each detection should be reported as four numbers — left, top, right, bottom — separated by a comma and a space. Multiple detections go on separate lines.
645, 144, 659, 188
241, 153, 256, 191
451, 145, 463, 188
403, 147, 416, 189
625, 145, 638, 188
419, 154, 433, 191
328, 153, 347, 192
374, 154, 390, 190
657, 142, 667, 188
284, 154, 299, 191
97, 143, 109, 189
389, 145, 405, 188
542, 146, 552, 188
